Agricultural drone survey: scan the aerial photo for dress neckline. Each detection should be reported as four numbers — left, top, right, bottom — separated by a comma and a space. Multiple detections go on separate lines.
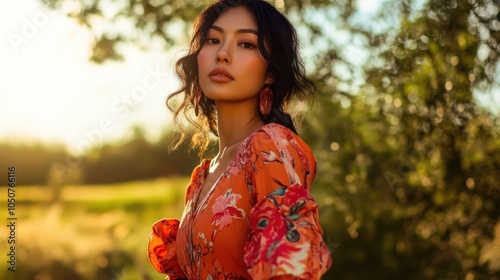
192, 123, 276, 215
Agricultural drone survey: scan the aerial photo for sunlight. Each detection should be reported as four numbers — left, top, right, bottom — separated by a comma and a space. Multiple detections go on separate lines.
0, 0, 179, 149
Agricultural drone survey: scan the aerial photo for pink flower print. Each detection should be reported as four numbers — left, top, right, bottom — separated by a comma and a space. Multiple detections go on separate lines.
227, 149, 245, 175
261, 150, 281, 163
211, 189, 245, 230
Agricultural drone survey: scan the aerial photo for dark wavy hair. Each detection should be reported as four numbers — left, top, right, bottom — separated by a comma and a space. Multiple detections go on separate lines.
167, 0, 315, 154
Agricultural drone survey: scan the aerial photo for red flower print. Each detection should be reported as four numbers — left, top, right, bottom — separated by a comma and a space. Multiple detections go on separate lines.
270, 242, 308, 275
280, 184, 310, 210
244, 202, 309, 276
211, 189, 246, 230
244, 205, 288, 268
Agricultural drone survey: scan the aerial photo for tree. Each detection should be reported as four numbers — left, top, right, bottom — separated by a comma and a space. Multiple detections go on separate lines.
304, 0, 500, 278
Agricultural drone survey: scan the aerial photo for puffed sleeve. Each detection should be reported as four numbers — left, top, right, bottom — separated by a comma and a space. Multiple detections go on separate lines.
147, 162, 207, 279
243, 125, 332, 279
148, 219, 187, 279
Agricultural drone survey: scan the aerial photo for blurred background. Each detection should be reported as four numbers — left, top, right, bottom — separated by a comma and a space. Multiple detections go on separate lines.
0, 0, 499, 279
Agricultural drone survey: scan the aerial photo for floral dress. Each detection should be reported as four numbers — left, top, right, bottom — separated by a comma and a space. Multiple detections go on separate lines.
148, 123, 332, 279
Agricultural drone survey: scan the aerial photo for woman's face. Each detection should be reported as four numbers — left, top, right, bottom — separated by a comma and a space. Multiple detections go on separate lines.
197, 6, 272, 104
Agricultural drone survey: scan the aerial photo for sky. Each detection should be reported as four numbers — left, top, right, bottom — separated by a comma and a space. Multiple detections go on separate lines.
0, 0, 498, 154
0, 0, 185, 153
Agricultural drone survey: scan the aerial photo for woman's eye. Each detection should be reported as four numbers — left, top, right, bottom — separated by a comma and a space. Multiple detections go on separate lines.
239, 42, 256, 49
205, 38, 219, 44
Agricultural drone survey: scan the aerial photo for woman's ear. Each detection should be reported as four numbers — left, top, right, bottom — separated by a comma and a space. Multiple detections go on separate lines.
265, 71, 274, 85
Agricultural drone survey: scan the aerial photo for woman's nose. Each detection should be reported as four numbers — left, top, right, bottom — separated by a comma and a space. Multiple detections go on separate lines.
216, 44, 231, 64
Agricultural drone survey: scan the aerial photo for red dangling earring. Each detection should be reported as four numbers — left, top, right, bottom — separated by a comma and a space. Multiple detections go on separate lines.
193, 83, 202, 116
259, 84, 273, 119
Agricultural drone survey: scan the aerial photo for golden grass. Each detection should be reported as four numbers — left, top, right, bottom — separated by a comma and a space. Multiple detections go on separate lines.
1, 177, 189, 204
0, 177, 190, 280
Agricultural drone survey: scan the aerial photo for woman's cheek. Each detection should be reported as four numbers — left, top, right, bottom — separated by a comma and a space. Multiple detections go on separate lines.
197, 49, 210, 74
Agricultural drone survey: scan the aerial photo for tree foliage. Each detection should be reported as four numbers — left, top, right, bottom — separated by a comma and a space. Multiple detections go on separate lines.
40, 0, 344, 63
303, 0, 500, 278
81, 126, 200, 184
0, 142, 67, 185
0, 128, 200, 186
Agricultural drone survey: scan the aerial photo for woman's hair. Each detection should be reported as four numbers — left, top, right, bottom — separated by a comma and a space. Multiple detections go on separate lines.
167, 0, 315, 154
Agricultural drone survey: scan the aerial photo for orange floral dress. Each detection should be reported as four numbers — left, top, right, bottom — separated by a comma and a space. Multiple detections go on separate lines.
148, 123, 332, 279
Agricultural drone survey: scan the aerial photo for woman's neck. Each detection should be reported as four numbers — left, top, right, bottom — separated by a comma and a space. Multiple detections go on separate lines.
215, 99, 265, 152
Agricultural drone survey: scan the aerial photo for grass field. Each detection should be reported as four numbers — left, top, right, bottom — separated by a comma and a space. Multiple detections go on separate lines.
0, 177, 190, 280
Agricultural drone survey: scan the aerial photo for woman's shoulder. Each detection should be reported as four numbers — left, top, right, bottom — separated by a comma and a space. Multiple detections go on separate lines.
184, 159, 210, 204
247, 123, 313, 155
245, 123, 316, 175
188, 159, 210, 185
193, 158, 210, 175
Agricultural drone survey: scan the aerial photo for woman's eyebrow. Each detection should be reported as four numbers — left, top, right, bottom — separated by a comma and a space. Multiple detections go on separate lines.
210, 25, 258, 35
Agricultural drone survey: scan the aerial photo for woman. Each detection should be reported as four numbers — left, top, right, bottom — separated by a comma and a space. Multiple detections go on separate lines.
148, 0, 332, 279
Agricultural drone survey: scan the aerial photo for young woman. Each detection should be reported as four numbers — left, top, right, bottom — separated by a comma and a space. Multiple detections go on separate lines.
148, 0, 332, 279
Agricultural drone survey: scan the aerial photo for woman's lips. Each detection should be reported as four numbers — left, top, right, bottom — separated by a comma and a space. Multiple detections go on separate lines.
209, 68, 234, 83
